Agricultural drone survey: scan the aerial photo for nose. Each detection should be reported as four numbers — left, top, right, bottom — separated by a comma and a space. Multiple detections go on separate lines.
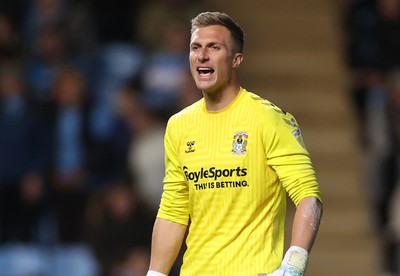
198, 48, 209, 62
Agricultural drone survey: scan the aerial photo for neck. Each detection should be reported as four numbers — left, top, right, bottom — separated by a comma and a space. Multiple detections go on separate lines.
203, 84, 241, 112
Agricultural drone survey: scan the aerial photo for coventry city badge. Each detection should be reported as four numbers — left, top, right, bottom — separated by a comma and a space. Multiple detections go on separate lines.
232, 132, 248, 155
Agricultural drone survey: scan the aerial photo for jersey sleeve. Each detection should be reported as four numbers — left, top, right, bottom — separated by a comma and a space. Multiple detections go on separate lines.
264, 108, 322, 206
157, 116, 190, 225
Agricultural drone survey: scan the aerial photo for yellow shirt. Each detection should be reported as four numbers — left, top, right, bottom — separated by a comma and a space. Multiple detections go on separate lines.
157, 88, 321, 275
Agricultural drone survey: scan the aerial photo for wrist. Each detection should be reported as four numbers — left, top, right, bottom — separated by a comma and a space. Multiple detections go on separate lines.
146, 270, 168, 276
282, 246, 309, 272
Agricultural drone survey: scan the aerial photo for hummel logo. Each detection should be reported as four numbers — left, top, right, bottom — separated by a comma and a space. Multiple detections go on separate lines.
185, 141, 195, 153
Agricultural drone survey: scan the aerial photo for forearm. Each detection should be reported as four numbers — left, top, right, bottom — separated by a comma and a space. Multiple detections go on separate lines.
149, 217, 188, 274
290, 196, 323, 252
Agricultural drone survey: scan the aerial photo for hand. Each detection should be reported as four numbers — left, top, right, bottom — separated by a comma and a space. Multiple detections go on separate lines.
146, 270, 167, 276
268, 246, 308, 276
268, 266, 303, 276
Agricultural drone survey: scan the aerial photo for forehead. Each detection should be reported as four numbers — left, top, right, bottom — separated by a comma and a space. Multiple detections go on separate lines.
190, 25, 232, 44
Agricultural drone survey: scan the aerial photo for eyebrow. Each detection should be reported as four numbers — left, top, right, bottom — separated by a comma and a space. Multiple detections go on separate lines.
190, 41, 224, 48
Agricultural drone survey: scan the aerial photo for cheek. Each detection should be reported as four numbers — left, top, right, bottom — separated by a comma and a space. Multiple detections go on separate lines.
189, 52, 197, 63
189, 57, 197, 70
217, 62, 232, 76
189, 64, 198, 79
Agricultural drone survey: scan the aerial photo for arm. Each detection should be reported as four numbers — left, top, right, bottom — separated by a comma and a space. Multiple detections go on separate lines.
149, 217, 188, 275
290, 196, 323, 252
269, 196, 322, 275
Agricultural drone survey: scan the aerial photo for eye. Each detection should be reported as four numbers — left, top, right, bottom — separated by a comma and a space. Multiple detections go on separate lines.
190, 44, 200, 51
211, 45, 220, 50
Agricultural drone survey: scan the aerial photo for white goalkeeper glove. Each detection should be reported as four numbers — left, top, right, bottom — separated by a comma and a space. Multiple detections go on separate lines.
146, 270, 167, 276
268, 246, 309, 276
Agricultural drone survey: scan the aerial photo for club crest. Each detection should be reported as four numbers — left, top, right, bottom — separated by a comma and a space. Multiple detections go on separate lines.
232, 132, 248, 155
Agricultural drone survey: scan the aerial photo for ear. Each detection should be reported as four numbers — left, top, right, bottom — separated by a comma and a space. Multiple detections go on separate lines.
232, 53, 243, 68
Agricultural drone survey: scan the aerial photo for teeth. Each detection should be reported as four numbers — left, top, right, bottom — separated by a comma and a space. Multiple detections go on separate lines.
198, 67, 214, 74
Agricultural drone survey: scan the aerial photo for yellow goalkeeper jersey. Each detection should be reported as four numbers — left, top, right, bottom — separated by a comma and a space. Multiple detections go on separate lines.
157, 87, 321, 275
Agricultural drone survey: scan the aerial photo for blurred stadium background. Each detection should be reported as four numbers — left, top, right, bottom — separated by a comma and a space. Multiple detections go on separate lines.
1, 0, 397, 275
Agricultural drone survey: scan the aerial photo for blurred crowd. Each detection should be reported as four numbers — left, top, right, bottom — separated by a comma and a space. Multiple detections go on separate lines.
0, 0, 207, 275
7, 0, 400, 275
341, 0, 400, 274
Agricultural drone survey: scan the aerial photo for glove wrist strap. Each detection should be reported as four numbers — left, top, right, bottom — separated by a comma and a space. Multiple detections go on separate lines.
282, 246, 309, 273
146, 270, 168, 276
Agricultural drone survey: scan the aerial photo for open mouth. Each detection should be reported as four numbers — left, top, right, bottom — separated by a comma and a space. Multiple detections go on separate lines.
197, 67, 215, 76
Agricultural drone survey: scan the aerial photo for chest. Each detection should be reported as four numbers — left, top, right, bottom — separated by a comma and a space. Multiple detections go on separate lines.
178, 114, 266, 177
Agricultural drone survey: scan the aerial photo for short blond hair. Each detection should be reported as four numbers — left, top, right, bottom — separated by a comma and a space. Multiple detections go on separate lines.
191, 11, 245, 54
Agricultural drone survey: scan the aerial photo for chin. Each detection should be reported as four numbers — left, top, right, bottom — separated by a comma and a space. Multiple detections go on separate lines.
195, 81, 216, 92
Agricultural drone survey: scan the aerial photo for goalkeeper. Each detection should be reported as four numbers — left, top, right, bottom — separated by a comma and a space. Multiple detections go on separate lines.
147, 11, 323, 276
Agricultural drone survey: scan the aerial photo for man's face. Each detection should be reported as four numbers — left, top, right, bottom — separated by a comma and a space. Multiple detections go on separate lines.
189, 25, 241, 93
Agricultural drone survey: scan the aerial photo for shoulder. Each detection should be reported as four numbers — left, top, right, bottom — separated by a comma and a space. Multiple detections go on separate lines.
242, 89, 288, 120
174, 98, 203, 117
242, 89, 301, 138
167, 98, 204, 126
